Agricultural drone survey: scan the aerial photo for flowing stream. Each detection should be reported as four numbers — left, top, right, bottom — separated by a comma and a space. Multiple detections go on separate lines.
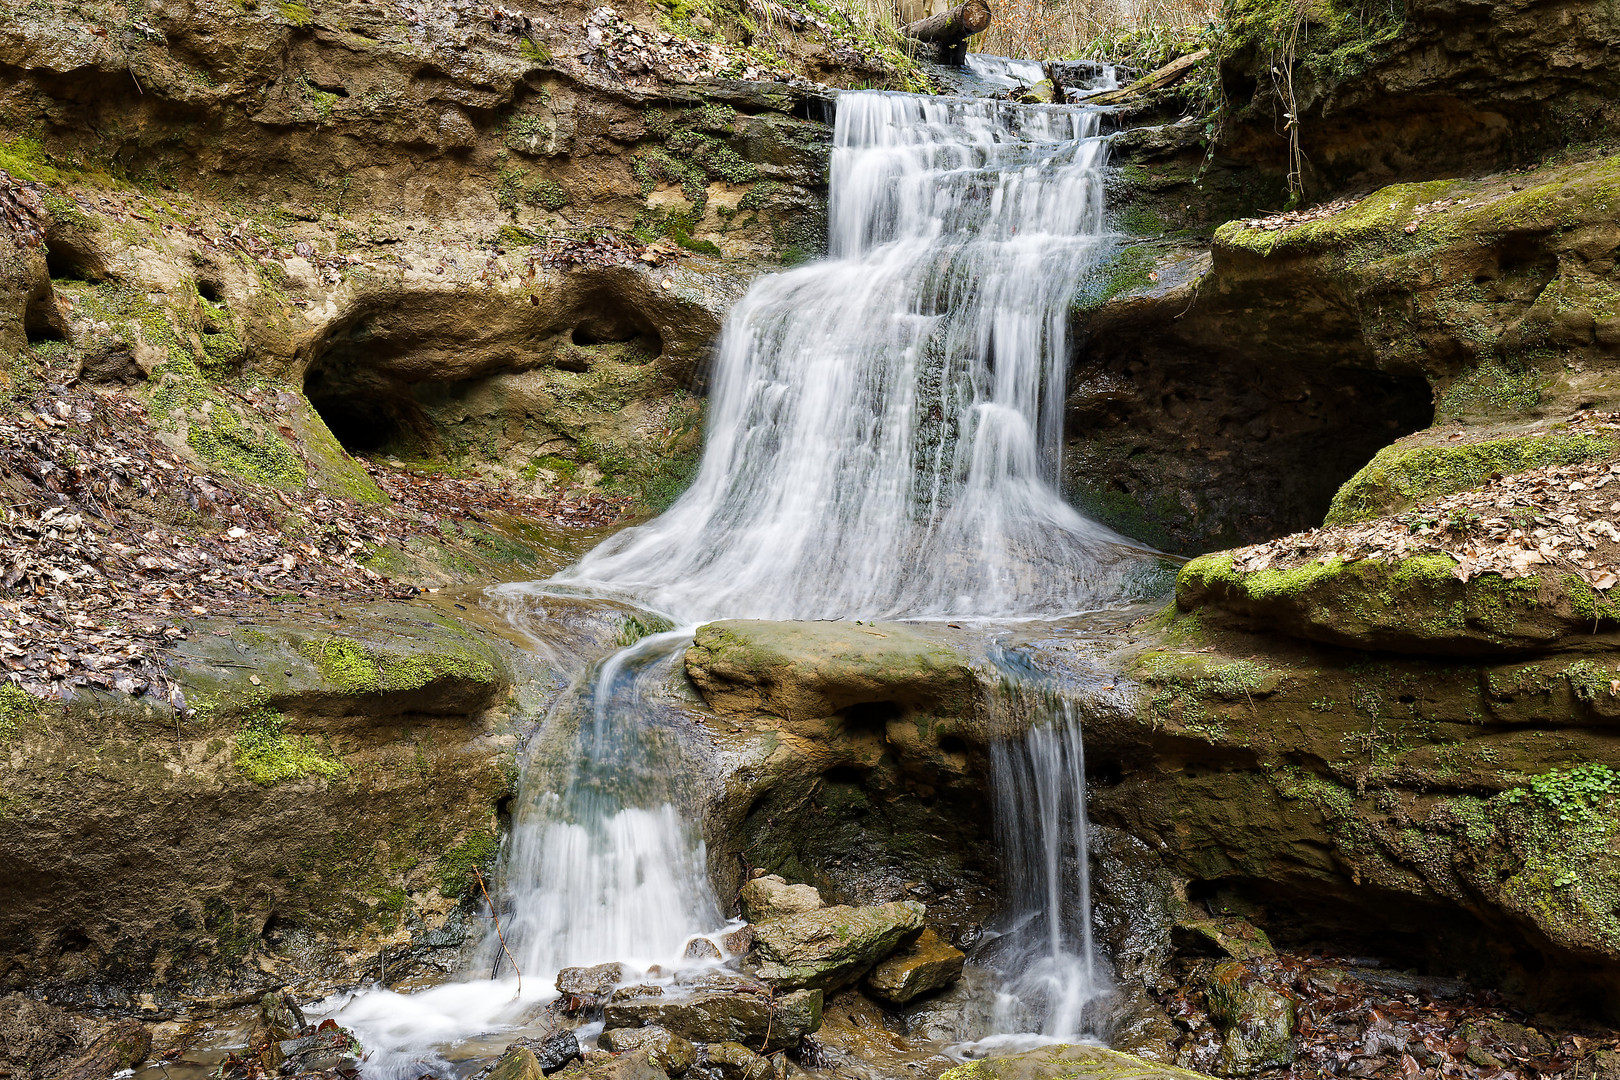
326, 71, 1151, 1075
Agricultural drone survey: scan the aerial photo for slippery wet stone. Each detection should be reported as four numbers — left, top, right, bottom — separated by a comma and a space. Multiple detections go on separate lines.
1171, 918, 1274, 962
938, 1044, 1212, 1080
700, 1041, 777, 1080
598, 1027, 696, 1075
602, 988, 822, 1052
863, 927, 965, 1004
1205, 961, 1297, 1075
750, 901, 925, 991
558, 963, 624, 997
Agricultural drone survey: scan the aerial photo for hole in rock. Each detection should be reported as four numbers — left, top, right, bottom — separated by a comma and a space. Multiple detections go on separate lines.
842, 700, 902, 736
938, 734, 968, 756
197, 279, 223, 302
44, 235, 107, 283
570, 295, 664, 353
821, 765, 867, 788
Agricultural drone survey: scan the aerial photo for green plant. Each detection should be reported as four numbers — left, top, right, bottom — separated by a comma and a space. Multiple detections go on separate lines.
1505, 763, 1620, 823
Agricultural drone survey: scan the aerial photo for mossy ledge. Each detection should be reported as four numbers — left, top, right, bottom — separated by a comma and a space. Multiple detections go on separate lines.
1327, 432, 1620, 525
1177, 552, 1620, 655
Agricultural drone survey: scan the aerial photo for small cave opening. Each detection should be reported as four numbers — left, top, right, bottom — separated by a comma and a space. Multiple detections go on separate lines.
568, 294, 665, 356
197, 279, 224, 303
821, 765, 868, 788
43, 233, 108, 284
23, 282, 66, 345
938, 734, 968, 756
303, 352, 428, 458
842, 700, 902, 737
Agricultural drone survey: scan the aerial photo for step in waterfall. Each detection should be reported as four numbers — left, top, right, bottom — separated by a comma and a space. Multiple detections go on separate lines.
323, 72, 1147, 1075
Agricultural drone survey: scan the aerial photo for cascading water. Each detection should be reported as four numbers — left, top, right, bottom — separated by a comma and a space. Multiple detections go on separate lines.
325, 73, 1151, 1073
983, 692, 1106, 1043
551, 89, 1151, 622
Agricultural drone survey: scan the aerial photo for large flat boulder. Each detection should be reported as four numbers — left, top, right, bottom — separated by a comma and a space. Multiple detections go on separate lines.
938, 1044, 1214, 1080
602, 988, 821, 1053
750, 901, 926, 991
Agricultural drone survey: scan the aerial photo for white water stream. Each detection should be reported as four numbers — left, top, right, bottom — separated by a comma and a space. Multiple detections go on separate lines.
325, 76, 1146, 1074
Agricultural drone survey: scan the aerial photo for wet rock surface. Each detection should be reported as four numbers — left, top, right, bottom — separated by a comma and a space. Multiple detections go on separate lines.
749, 901, 927, 991
602, 987, 823, 1052
862, 928, 966, 1005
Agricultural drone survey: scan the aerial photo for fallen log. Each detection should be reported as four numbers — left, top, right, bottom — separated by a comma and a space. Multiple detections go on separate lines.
1083, 47, 1210, 107
901, 0, 991, 44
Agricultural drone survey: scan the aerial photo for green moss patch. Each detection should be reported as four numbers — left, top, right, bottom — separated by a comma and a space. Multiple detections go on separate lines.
439, 830, 499, 898
234, 703, 347, 786
300, 636, 499, 697
1327, 432, 1615, 525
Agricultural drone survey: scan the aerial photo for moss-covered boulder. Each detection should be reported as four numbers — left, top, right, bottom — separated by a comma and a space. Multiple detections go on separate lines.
0, 600, 545, 1003
1326, 430, 1620, 525
1177, 552, 1620, 655
685, 620, 981, 723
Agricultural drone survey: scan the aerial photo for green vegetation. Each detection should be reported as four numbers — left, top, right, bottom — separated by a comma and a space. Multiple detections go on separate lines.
439, 830, 500, 898
1072, 246, 1156, 312
188, 407, 309, 488
0, 683, 40, 744
616, 612, 678, 647
299, 636, 498, 695
234, 702, 348, 786
279, 0, 314, 26
1505, 763, 1620, 824
1436, 360, 1547, 420
1326, 432, 1616, 524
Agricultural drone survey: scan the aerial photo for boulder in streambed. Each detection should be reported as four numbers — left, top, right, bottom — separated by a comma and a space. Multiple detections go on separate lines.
937, 1043, 1213, 1080
275, 1025, 364, 1075
506, 1029, 583, 1074
553, 1048, 669, 1080
559, 963, 625, 998
1204, 961, 1297, 1075
489, 1047, 549, 1080
602, 987, 822, 1052
749, 901, 926, 991
739, 874, 823, 921
597, 1027, 696, 1075
699, 1041, 778, 1080
863, 927, 966, 1004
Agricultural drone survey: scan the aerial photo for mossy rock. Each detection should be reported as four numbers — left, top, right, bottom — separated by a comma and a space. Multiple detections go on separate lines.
1326, 431, 1619, 525
684, 620, 981, 723
1177, 553, 1620, 654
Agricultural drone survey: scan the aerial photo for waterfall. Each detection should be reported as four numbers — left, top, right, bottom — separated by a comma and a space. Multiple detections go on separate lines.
324, 75, 1146, 1073
984, 692, 1107, 1042
552, 90, 1150, 622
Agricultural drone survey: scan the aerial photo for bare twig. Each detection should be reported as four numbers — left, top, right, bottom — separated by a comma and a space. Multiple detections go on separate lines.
475, 867, 522, 997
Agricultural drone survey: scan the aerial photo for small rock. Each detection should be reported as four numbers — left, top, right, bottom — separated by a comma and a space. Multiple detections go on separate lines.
684, 937, 723, 961
489, 1047, 547, 1080
557, 962, 624, 997
701, 1042, 773, 1080
1171, 918, 1274, 962
610, 984, 666, 1003
864, 927, 965, 1004
739, 875, 823, 921
507, 1029, 581, 1074
598, 1026, 696, 1075
721, 926, 754, 955
1204, 961, 1296, 1075
259, 991, 308, 1042
277, 1025, 363, 1075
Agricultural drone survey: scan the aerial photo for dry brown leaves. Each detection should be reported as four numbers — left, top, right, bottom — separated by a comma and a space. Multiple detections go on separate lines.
1167, 950, 1619, 1080
1228, 413, 1620, 591
1401, 196, 1474, 234
0, 170, 46, 249
0, 386, 626, 704
1237, 196, 1363, 232
530, 230, 681, 270
581, 5, 800, 83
